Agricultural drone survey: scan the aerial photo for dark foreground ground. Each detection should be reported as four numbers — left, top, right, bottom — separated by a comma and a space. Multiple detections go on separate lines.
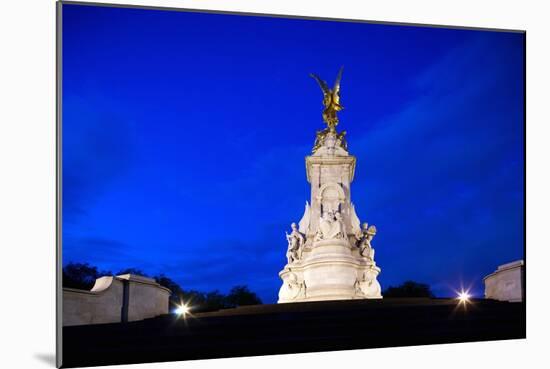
62, 298, 525, 368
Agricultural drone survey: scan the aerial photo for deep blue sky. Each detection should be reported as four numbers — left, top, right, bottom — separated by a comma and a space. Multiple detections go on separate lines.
62, 4, 525, 302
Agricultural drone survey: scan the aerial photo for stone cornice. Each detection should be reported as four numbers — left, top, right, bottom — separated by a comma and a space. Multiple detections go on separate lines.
305, 155, 356, 183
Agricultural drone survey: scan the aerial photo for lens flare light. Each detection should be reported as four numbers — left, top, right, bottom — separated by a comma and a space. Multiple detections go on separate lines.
174, 303, 190, 316
457, 290, 471, 304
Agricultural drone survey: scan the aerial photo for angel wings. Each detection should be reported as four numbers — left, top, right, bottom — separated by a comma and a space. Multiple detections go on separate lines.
310, 66, 344, 130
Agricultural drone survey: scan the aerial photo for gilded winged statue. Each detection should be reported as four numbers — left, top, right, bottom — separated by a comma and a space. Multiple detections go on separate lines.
310, 66, 344, 131
310, 67, 347, 152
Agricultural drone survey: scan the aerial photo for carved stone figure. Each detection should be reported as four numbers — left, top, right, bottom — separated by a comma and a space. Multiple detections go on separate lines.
315, 210, 346, 241
335, 131, 348, 151
279, 271, 306, 301
357, 222, 377, 260
286, 222, 305, 264
353, 270, 382, 298
360, 269, 382, 297
312, 128, 329, 152
354, 277, 365, 297
333, 211, 346, 239
316, 211, 332, 241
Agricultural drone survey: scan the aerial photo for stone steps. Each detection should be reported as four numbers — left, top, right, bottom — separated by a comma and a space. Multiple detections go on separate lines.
62, 298, 525, 368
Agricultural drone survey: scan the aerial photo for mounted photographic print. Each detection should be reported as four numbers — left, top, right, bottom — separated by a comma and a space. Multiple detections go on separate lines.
57, 1, 526, 367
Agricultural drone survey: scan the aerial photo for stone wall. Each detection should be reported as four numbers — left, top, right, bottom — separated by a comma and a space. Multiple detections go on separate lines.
484, 260, 524, 302
121, 274, 171, 322
63, 274, 171, 326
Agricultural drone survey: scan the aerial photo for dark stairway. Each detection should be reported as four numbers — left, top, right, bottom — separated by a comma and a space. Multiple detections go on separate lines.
62, 298, 525, 368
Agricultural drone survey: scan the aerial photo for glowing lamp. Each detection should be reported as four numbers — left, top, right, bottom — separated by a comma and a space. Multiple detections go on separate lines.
457, 290, 471, 303
175, 303, 190, 316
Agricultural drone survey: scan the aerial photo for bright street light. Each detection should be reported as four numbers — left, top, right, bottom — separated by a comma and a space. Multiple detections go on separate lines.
174, 303, 190, 316
457, 290, 471, 304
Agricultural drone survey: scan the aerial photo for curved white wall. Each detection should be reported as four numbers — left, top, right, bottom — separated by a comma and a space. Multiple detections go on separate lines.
63, 274, 171, 326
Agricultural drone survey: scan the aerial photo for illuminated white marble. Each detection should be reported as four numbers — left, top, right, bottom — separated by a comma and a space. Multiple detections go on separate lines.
278, 131, 382, 303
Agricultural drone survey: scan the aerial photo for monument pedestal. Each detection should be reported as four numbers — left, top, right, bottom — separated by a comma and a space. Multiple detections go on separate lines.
278, 231, 382, 303
279, 238, 381, 302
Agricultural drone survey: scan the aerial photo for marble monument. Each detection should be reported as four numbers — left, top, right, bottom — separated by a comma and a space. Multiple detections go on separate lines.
278, 68, 383, 303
